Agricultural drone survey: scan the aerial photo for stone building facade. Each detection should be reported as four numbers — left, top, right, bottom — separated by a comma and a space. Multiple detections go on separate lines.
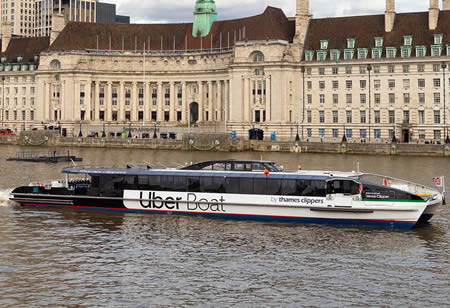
0, 0, 449, 142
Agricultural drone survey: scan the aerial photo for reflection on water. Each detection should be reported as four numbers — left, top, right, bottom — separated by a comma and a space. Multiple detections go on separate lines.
0, 145, 449, 306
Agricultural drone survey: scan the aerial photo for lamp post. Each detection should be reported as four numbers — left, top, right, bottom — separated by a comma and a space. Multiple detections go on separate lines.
342, 125, 347, 142
442, 62, 449, 143
78, 120, 82, 137
295, 124, 300, 142
1, 76, 4, 128
102, 121, 106, 138
153, 122, 158, 139
367, 64, 372, 142
128, 121, 132, 138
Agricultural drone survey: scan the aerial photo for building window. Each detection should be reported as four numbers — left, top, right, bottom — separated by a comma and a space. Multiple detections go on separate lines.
317, 51, 327, 61
125, 111, 131, 121
346, 80, 352, 89
433, 64, 440, 72
177, 111, 182, 122
164, 111, 169, 121
402, 110, 409, 124
374, 129, 381, 139
359, 66, 366, 74
332, 67, 339, 75
138, 111, 144, 121
374, 80, 380, 89
151, 111, 157, 121
307, 110, 312, 123
177, 86, 182, 106
253, 51, 265, 62
434, 34, 443, 45
347, 38, 355, 49
307, 128, 312, 137
332, 110, 338, 123
418, 64, 425, 72
332, 128, 339, 138
434, 130, 441, 140
374, 93, 380, 104
330, 50, 340, 61
386, 47, 396, 58
416, 46, 426, 57
333, 94, 339, 105
360, 94, 366, 104
320, 40, 328, 49
402, 65, 409, 73
374, 66, 380, 73
375, 37, 383, 47
360, 129, 367, 138
305, 51, 314, 61
99, 111, 105, 121
152, 87, 157, 105
403, 35, 412, 46
345, 66, 352, 74
357, 48, 368, 60
374, 110, 380, 123
401, 46, 411, 58
125, 88, 131, 105
332, 80, 339, 89
403, 79, 410, 88
372, 48, 382, 59
5, 111, 9, 120
346, 94, 352, 104
319, 110, 325, 123
138, 88, 144, 105
403, 93, 410, 104
418, 93, 425, 104
344, 50, 353, 60
388, 65, 395, 73
389, 93, 395, 104
360, 80, 366, 89
388, 79, 395, 88
434, 110, 440, 124
447, 45, 450, 56
112, 111, 117, 121
418, 110, 425, 124
346, 110, 352, 123
99, 87, 105, 105
112, 87, 118, 105
418, 79, 425, 88
319, 67, 325, 75
307, 94, 312, 104
360, 111, 366, 124
319, 94, 325, 104
346, 129, 352, 138
431, 46, 441, 57
433, 78, 440, 87
30, 111, 34, 121
434, 93, 440, 104
165, 88, 170, 106
307, 81, 312, 90
318, 128, 325, 138
389, 110, 395, 124
306, 68, 312, 75
418, 130, 425, 139
319, 81, 325, 89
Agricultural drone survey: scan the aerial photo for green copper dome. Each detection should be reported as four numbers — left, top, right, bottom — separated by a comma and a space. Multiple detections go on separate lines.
192, 0, 217, 38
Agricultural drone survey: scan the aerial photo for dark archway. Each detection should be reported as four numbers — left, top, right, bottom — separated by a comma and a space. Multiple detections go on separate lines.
190, 102, 199, 124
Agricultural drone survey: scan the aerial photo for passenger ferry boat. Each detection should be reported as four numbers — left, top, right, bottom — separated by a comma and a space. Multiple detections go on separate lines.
9, 160, 444, 229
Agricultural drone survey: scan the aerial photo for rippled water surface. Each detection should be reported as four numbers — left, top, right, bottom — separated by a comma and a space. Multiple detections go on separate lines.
0, 145, 449, 307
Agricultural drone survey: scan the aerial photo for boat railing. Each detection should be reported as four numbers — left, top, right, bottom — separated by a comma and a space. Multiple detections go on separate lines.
359, 173, 440, 197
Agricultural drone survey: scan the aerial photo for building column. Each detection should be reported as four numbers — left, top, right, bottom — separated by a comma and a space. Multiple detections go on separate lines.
131, 81, 137, 121
59, 0, 62, 14
157, 81, 163, 121
182, 81, 187, 123
207, 81, 213, 122
60, 81, 65, 121
217, 80, 222, 121
144, 82, 150, 121
85, 80, 92, 120
94, 81, 99, 121
266, 75, 271, 122
106, 81, 112, 121
227, 79, 231, 122
198, 81, 203, 122
169, 81, 175, 121
118, 81, 124, 121
243, 77, 249, 122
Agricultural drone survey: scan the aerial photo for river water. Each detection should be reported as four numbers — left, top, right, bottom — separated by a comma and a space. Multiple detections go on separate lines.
0, 145, 448, 307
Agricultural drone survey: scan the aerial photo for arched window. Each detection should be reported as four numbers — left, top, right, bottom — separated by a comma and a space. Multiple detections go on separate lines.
50, 59, 61, 70
254, 68, 265, 76
251, 51, 265, 63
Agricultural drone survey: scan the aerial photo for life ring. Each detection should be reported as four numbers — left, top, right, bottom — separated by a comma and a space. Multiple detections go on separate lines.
264, 169, 269, 177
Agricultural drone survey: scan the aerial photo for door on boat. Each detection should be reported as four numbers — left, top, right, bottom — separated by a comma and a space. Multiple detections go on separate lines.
326, 179, 361, 207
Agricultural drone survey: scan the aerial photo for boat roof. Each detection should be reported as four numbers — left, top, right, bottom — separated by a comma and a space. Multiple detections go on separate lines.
62, 166, 359, 181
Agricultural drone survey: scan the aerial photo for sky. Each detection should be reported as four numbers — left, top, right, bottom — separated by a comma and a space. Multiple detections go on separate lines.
107, 0, 431, 24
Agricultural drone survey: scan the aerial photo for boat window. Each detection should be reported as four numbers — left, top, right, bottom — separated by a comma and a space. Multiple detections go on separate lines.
240, 178, 253, 194
138, 176, 149, 187
225, 177, 240, 193
149, 175, 161, 189
299, 180, 326, 197
161, 176, 174, 191
225, 163, 232, 171
281, 179, 297, 196
327, 180, 360, 195
123, 176, 137, 189
233, 163, 245, 171
187, 177, 200, 191
113, 175, 125, 189
266, 179, 282, 195
90, 176, 100, 188
213, 163, 225, 171
173, 176, 186, 191
252, 163, 265, 171
253, 178, 267, 194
